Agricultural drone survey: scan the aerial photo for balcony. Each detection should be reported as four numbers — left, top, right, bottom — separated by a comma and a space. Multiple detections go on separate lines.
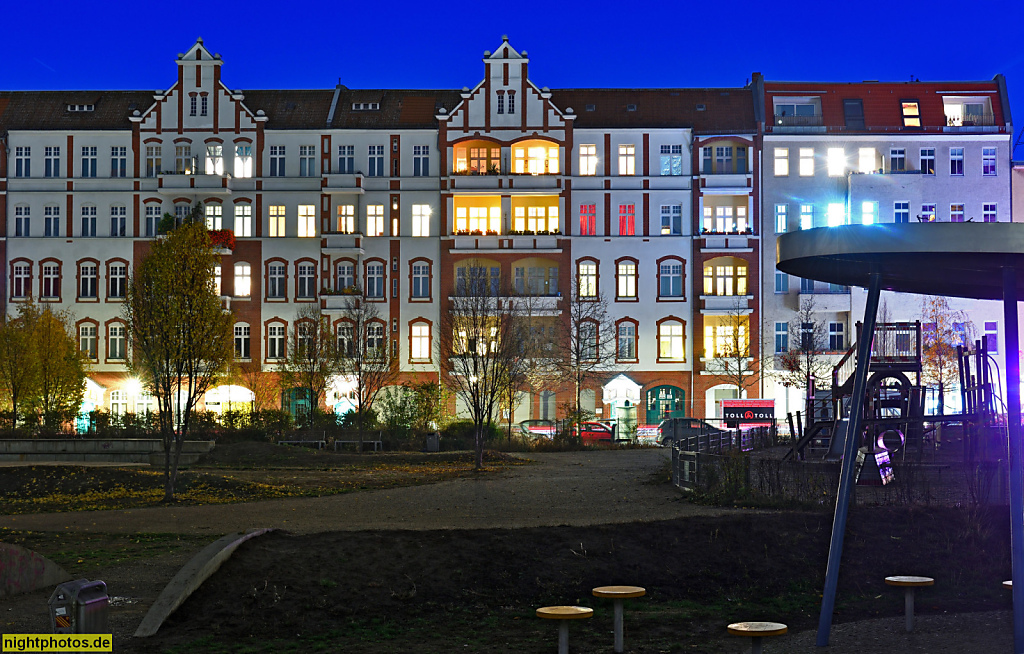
700, 295, 753, 314
700, 234, 753, 252
449, 173, 560, 192
321, 292, 361, 312
943, 113, 999, 133
324, 173, 365, 194
449, 234, 561, 252
701, 172, 750, 191
321, 233, 364, 254
770, 114, 826, 134
157, 173, 230, 194
798, 288, 851, 313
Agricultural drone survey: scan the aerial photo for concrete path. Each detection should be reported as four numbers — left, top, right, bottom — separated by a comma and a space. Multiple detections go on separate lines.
0, 450, 738, 535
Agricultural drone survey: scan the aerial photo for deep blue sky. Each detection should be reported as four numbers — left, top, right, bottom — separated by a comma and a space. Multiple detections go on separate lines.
4, 0, 1024, 156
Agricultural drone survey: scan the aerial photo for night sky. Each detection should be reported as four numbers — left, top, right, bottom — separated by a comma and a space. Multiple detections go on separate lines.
3, 0, 1024, 157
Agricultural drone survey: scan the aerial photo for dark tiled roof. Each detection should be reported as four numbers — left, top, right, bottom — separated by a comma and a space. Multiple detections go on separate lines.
0, 91, 154, 131
237, 90, 334, 129
550, 88, 756, 132
327, 89, 463, 129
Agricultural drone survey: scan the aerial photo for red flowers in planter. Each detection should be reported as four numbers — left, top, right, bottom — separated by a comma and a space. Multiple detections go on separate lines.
209, 229, 236, 250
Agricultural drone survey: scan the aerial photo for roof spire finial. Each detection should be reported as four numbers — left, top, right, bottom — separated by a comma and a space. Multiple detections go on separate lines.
502, 34, 509, 42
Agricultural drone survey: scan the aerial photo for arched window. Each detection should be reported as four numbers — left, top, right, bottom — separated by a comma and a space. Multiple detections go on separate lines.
234, 263, 252, 297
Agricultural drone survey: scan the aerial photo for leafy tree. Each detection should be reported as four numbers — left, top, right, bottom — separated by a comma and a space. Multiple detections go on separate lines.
405, 380, 451, 434
231, 359, 276, 415
921, 296, 974, 414
124, 220, 234, 502
279, 304, 339, 426
0, 303, 41, 430
29, 305, 89, 428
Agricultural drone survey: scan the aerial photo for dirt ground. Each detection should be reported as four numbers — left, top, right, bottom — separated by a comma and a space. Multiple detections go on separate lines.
0, 448, 1019, 653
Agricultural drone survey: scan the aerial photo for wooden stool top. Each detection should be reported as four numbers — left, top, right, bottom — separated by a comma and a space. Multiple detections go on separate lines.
727, 622, 788, 637
885, 576, 934, 587
536, 606, 594, 620
593, 585, 646, 599
1004, 580, 1013, 589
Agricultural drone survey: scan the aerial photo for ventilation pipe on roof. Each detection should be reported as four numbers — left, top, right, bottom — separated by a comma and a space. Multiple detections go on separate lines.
326, 83, 343, 127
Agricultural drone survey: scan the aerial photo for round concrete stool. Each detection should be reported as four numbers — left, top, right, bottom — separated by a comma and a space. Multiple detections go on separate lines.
885, 576, 934, 633
727, 621, 787, 654
593, 586, 645, 653
537, 606, 592, 654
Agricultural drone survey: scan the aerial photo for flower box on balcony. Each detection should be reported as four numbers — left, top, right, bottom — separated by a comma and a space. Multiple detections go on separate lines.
209, 229, 236, 251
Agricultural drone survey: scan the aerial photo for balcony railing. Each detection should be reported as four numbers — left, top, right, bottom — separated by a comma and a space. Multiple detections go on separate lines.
947, 113, 996, 127
774, 114, 824, 127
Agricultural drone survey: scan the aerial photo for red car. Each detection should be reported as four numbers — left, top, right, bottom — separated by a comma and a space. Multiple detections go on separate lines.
575, 421, 615, 445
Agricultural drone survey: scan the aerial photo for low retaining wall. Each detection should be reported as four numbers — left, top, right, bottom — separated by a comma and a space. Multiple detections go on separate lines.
0, 439, 215, 466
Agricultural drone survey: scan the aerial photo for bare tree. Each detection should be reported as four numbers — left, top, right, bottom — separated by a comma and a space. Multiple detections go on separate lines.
702, 299, 770, 400
231, 359, 276, 415
921, 296, 974, 414
777, 296, 833, 392
279, 303, 339, 426
124, 220, 234, 501
439, 264, 526, 469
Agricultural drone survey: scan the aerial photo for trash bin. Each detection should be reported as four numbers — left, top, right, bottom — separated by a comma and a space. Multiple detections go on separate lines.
426, 432, 440, 453
49, 579, 109, 634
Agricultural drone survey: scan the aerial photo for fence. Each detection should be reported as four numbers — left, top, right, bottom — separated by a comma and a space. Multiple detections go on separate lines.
672, 449, 1010, 507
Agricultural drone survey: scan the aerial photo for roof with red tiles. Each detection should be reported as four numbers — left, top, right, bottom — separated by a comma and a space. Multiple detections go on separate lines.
550, 88, 756, 132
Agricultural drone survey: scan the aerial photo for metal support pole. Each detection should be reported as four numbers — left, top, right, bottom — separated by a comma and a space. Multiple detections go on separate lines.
558, 621, 569, 654
816, 272, 881, 646
904, 588, 915, 633
613, 599, 624, 653
1003, 267, 1024, 654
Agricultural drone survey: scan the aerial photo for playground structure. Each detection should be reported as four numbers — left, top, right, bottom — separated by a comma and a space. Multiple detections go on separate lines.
776, 222, 1024, 651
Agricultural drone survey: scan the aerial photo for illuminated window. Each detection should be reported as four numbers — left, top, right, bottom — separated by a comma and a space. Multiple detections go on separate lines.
617, 262, 636, 299
895, 202, 910, 224
205, 145, 223, 176
862, 202, 877, 225
799, 148, 814, 176
950, 203, 964, 223
983, 148, 996, 176
234, 145, 253, 178
984, 203, 997, 223
800, 204, 813, 230
702, 264, 747, 296
704, 322, 747, 358
827, 203, 846, 227
412, 205, 431, 237
336, 205, 355, 233
204, 204, 222, 230
890, 148, 905, 172
580, 145, 598, 176
660, 144, 683, 175
269, 205, 285, 237
618, 204, 635, 236
658, 321, 685, 360
234, 264, 251, 297
827, 148, 846, 176
858, 148, 876, 173
174, 145, 192, 174
950, 148, 964, 176
411, 323, 431, 360
234, 205, 252, 237
618, 145, 635, 176
579, 204, 596, 235
921, 203, 935, 223
775, 204, 787, 233
367, 205, 384, 237
901, 101, 921, 127
213, 265, 221, 296
298, 205, 316, 237
773, 148, 789, 176
578, 262, 597, 298
920, 148, 935, 175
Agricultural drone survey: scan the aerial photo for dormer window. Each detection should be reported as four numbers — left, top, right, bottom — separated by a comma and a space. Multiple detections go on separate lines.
901, 100, 921, 128
67, 104, 94, 112
352, 102, 380, 111
626, 104, 637, 112
585, 104, 596, 112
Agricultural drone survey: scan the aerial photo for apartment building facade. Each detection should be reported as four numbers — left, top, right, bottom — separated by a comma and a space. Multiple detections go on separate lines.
0, 38, 764, 426
755, 74, 1015, 415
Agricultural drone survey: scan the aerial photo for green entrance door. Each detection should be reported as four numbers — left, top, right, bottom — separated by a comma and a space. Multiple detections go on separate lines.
645, 385, 685, 424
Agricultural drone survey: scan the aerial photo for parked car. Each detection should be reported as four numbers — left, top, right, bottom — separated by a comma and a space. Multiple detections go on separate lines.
518, 419, 556, 441
659, 418, 729, 448
574, 421, 616, 445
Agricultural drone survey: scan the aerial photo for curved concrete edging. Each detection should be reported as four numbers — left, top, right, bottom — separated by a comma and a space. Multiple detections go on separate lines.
134, 527, 274, 637
0, 543, 72, 598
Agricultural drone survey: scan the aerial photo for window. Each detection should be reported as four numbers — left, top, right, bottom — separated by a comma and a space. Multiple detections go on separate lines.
827, 148, 846, 176
268, 263, 286, 298
336, 323, 353, 357
413, 145, 430, 176
460, 266, 501, 296
800, 277, 815, 293
231, 204, 252, 238
775, 204, 787, 233
108, 324, 126, 360
862, 201, 877, 225
513, 145, 559, 175
827, 203, 846, 227
617, 145, 635, 175
660, 205, 682, 235
920, 148, 935, 175
578, 262, 597, 298
234, 264, 251, 297
774, 148, 789, 176
15, 146, 30, 177
269, 205, 285, 237
852, 147, 873, 174
618, 204, 635, 236
14, 207, 30, 237
950, 203, 965, 223
174, 204, 189, 225
983, 147, 997, 176
507, 91, 515, 114
578, 322, 598, 361
950, 147, 964, 176
704, 263, 747, 296
328, 204, 353, 234
110, 146, 126, 177
985, 321, 999, 354
901, 101, 921, 127
795, 204, 811, 230
921, 203, 935, 223
171, 145, 190, 174
617, 262, 637, 299
79, 324, 97, 360
298, 205, 316, 238
81, 146, 97, 177
234, 145, 253, 178
45, 206, 60, 237
774, 271, 789, 294
411, 323, 431, 360
267, 325, 285, 359
367, 205, 384, 237
108, 263, 126, 299
366, 323, 386, 357
617, 322, 637, 360
890, 148, 906, 172
984, 203, 997, 223
367, 145, 385, 177
895, 202, 910, 224
234, 324, 251, 359
660, 144, 683, 175
299, 145, 316, 177
143, 206, 160, 237
189, 96, 197, 117
297, 264, 317, 299
200, 96, 208, 116
799, 148, 814, 176
79, 263, 97, 299
579, 204, 596, 235
658, 321, 684, 360
12, 264, 31, 298
704, 322, 747, 359
775, 322, 789, 353
213, 266, 221, 296
580, 145, 597, 176
205, 204, 222, 230
412, 205, 431, 237
496, 91, 505, 114
659, 261, 683, 298
45, 146, 61, 177
512, 266, 554, 296
81, 206, 96, 237
715, 146, 733, 174
366, 263, 385, 298
829, 322, 845, 350
412, 263, 430, 298
269, 145, 286, 176
843, 99, 865, 129
110, 206, 126, 237
201, 145, 222, 175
